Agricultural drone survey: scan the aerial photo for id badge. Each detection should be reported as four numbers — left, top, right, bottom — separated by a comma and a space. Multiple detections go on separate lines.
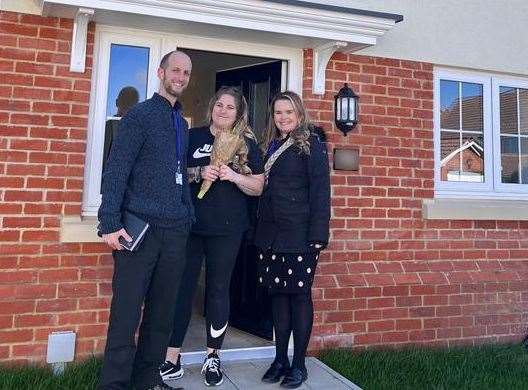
175, 161, 183, 186
175, 172, 183, 185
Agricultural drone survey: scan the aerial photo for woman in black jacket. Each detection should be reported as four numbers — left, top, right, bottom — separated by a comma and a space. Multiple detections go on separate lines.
255, 91, 330, 388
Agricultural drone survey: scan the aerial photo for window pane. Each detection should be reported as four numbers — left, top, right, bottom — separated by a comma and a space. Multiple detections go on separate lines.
460, 133, 484, 182
461, 82, 483, 131
440, 131, 460, 181
102, 44, 150, 191
500, 86, 518, 134
522, 138, 528, 184
501, 136, 519, 183
520, 88, 528, 135
440, 80, 460, 130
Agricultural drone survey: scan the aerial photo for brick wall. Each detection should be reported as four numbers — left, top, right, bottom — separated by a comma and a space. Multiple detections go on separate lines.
0, 11, 113, 363
303, 49, 528, 350
1, 11, 527, 364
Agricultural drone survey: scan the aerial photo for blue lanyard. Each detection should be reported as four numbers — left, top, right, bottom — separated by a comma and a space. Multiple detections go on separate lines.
172, 109, 182, 171
266, 139, 281, 158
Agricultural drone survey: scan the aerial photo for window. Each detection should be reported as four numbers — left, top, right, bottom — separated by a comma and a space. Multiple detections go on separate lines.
83, 34, 160, 215
434, 69, 528, 198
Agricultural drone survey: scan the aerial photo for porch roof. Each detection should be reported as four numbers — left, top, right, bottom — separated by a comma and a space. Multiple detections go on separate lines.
40, 0, 404, 94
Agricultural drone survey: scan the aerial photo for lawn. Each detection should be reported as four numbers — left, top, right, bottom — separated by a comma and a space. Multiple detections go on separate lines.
1, 344, 527, 389
0, 356, 101, 390
319, 343, 528, 390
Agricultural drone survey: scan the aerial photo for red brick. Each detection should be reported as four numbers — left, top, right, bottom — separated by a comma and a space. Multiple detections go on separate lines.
10, 113, 49, 126
15, 62, 54, 75
36, 299, 77, 313
3, 216, 41, 227
21, 230, 59, 242
12, 86, 51, 100
58, 311, 97, 325
38, 27, 71, 41
0, 329, 33, 342
58, 283, 97, 298
33, 102, 70, 114
0, 99, 30, 111
15, 314, 56, 328
0, 72, 33, 86
11, 344, 48, 358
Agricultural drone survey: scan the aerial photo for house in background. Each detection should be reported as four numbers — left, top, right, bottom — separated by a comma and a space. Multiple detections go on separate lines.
1, 0, 528, 364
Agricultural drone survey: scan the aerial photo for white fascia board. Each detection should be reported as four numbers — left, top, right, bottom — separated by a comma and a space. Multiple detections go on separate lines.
43, 0, 396, 44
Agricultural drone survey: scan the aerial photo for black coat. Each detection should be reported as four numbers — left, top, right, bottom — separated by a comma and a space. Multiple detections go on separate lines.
255, 134, 330, 253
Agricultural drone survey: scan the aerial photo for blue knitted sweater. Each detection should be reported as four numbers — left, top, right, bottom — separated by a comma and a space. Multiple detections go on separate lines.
98, 93, 194, 234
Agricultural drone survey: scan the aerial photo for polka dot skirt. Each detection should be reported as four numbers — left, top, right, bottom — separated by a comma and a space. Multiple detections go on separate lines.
257, 250, 319, 294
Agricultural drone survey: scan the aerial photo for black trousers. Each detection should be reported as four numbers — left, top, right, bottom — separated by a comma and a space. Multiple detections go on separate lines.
98, 226, 188, 390
169, 232, 242, 350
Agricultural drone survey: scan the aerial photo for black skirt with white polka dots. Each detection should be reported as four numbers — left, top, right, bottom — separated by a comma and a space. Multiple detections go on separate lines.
257, 250, 319, 294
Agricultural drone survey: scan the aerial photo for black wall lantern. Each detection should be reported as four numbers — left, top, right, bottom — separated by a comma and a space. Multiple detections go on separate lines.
334, 83, 359, 136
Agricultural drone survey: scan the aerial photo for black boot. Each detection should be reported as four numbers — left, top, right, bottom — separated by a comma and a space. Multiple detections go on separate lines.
280, 367, 308, 388
262, 360, 290, 383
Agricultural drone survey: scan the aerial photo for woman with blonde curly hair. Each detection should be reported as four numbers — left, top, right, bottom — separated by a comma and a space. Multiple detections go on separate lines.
160, 86, 264, 387
256, 91, 330, 388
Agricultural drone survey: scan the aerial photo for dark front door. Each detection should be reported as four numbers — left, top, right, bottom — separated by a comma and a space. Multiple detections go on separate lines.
216, 60, 282, 340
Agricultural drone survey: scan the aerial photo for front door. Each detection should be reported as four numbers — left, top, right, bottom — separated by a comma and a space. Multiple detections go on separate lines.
216, 61, 282, 340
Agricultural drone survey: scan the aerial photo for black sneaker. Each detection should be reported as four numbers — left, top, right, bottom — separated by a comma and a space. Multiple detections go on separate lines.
201, 350, 223, 386
159, 355, 184, 381
146, 383, 173, 390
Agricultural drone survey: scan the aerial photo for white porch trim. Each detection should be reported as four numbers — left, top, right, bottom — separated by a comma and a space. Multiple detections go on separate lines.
69, 7, 94, 72
41, 0, 402, 94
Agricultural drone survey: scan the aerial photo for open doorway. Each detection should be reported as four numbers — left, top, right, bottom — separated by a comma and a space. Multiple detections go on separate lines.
178, 48, 284, 352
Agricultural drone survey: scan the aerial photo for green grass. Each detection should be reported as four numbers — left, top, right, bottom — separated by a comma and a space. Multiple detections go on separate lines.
0, 356, 101, 390
2, 344, 527, 389
319, 343, 528, 390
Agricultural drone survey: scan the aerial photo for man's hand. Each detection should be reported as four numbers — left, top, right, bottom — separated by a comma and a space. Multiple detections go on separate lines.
102, 228, 132, 250
201, 165, 220, 181
219, 164, 239, 183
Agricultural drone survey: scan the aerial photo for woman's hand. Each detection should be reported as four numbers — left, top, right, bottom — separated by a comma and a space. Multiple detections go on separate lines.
201, 165, 220, 181
219, 164, 239, 183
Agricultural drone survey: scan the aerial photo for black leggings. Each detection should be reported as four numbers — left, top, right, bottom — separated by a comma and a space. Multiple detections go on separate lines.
271, 291, 313, 371
169, 232, 243, 350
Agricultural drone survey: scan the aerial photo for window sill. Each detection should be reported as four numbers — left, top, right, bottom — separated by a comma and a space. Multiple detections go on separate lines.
422, 198, 528, 220
60, 216, 100, 243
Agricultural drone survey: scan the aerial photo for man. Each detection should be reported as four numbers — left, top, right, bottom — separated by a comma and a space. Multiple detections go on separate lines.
97, 51, 194, 390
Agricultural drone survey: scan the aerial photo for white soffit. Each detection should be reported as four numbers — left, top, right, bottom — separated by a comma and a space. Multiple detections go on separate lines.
41, 0, 402, 94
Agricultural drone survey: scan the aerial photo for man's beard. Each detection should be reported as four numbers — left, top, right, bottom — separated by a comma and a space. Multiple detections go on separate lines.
163, 79, 184, 98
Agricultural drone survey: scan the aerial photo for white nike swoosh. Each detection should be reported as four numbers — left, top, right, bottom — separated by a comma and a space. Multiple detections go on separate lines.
193, 150, 211, 159
210, 322, 228, 338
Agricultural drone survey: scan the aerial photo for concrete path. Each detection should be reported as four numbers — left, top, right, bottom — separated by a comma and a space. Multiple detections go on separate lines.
165, 357, 362, 390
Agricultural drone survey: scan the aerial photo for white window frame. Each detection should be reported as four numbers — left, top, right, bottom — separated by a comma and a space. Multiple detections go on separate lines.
82, 32, 161, 215
492, 76, 528, 194
82, 25, 303, 216
434, 68, 528, 199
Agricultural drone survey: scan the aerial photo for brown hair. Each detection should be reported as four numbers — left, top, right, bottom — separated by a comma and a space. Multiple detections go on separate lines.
206, 86, 256, 141
263, 91, 311, 154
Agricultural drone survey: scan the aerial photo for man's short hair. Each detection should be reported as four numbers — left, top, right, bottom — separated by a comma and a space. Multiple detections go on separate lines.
159, 50, 177, 70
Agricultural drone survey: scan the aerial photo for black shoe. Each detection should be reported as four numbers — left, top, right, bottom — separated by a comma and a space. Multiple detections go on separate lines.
146, 383, 174, 390
159, 355, 184, 381
280, 367, 308, 388
261, 361, 290, 383
201, 350, 223, 386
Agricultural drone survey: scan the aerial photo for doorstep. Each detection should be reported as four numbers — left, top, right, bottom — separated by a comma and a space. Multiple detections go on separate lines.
165, 356, 362, 389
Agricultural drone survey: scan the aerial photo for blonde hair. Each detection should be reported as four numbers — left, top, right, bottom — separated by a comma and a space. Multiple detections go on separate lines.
263, 91, 311, 154
206, 86, 256, 141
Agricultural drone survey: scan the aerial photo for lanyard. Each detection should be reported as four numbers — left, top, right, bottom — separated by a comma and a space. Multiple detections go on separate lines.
172, 109, 182, 171
172, 108, 183, 185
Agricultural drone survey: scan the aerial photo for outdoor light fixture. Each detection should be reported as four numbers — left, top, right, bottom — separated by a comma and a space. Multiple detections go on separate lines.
334, 83, 359, 136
